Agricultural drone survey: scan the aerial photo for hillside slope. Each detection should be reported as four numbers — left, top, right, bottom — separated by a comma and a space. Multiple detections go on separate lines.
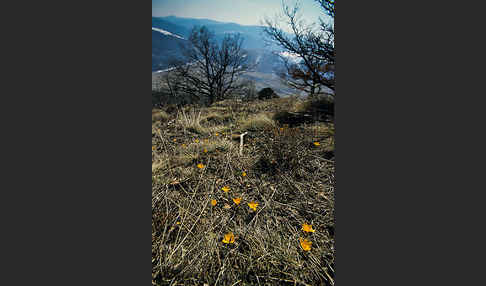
152, 17, 191, 38
152, 29, 189, 71
152, 97, 335, 285
154, 16, 278, 50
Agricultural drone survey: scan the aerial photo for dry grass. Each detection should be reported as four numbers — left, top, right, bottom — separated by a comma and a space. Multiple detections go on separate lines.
201, 112, 233, 124
152, 98, 335, 286
153, 109, 170, 122
238, 113, 276, 132
176, 108, 228, 136
176, 108, 204, 133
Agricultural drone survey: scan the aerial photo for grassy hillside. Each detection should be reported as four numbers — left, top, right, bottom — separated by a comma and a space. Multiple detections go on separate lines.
152, 97, 335, 285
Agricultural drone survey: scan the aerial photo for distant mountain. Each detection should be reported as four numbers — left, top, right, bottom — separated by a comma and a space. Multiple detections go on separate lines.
152, 29, 188, 72
244, 49, 283, 73
153, 16, 278, 50
158, 16, 229, 31
152, 17, 190, 38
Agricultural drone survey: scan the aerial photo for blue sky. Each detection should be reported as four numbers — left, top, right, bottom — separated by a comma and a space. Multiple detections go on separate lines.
152, 0, 328, 28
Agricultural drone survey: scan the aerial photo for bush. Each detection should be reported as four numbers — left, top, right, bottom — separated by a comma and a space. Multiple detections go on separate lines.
258, 127, 309, 176
296, 97, 334, 121
273, 111, 314, 127
257, 87, 279, 100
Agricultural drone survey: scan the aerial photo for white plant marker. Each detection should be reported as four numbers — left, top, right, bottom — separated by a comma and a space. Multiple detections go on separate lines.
239, 132, 248, 156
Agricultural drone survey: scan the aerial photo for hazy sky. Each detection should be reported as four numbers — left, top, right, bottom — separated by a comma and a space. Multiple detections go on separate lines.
152, 0, 328, 28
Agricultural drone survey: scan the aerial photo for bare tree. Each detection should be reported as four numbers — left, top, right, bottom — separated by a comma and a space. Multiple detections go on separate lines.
316, 0, 335, 18
263, 0, 335, 98
170, 26, 251, 105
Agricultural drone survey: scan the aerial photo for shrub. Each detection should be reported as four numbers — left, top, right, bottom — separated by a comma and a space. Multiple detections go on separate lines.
296, 96, 334, 121
258, 127, 309, 176
257, 87, 279, 100
273, 111, 313, 127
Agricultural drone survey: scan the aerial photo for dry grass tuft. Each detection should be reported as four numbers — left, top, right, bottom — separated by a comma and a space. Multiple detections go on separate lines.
176, 108, 228, 136
238, 113, 276, 132
176, 108, 205, 134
